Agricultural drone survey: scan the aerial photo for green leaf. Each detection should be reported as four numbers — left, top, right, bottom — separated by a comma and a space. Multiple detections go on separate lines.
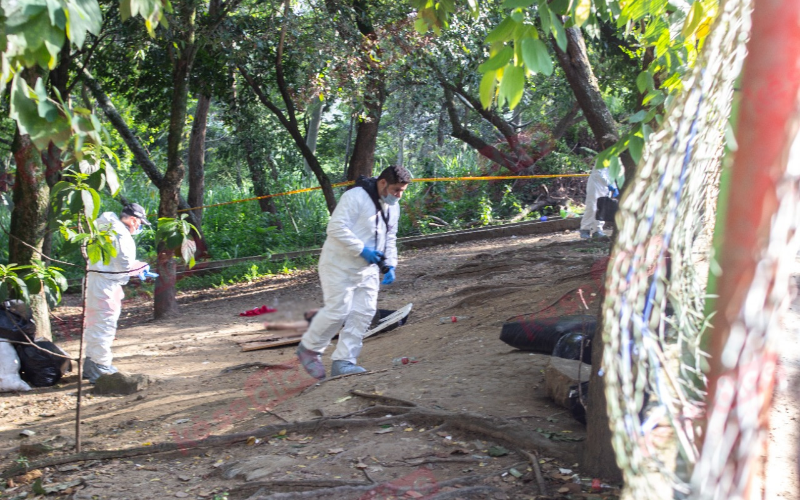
86, 169, 105, 192
549, 0, 569, 15
502, 0, 536, 8
642, 90, 665, 106
478, 46, 514, 72
181, 239, 196, 267
681, 0, 704, 38
34, 77, 58, 122
485, 17, 517, 44
608, 155, 623, 185
86, 242, 101, 264
521, 38, 553, 76
636, 70, 654, 93
539, 0, 551, 33
104, 163, 120, 196
627, 110, 647, 123
573, 0, 591, 26
26, 276, 42, 295
550, 10, 567, 51
629, 135, 644, 164
498, 64, 525, 109
479, 70, 498, 109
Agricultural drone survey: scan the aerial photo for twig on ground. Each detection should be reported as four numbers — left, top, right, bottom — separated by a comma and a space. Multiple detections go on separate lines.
220, 362, 295, 374
349, 389, 417, 407
521, 449, 548, 497
298, 369, 390, 396
228, 478, 370, 496
264, 410, 289, 423
360, 466, 376, 484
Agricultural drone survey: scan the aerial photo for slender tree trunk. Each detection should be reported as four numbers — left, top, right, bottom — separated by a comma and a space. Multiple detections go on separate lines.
9, 121, 51, 341
347, 74, 385, 180
553, 27, 628, 481
552, 27, 636, 183
188, 94, 211, 228
155, 7, 197, 320
304, 98, 323, 176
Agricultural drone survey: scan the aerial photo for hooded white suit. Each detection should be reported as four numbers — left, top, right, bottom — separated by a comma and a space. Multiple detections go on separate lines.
84, 212, 146, 368
300, 185, 399, 364
580, 167, 611, 234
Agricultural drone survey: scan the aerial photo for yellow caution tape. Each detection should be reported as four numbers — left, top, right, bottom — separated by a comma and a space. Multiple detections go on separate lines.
177, 173, 589, 213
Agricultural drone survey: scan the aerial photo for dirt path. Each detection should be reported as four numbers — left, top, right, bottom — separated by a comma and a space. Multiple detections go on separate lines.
3, 232, 794, 499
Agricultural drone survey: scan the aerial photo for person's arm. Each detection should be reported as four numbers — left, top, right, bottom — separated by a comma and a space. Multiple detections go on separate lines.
383, 207, 400, 268
116, 233, 147, 276
326, 189, 369, 257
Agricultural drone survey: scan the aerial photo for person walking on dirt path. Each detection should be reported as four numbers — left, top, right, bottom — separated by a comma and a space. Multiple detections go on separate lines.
83, 203, 157, 383
580, 167, 616, 238
296, 165, 412, 379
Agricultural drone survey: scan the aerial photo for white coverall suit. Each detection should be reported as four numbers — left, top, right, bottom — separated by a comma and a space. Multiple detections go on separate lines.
299, 187, 399, 364
84, 212, 146, 369
580, 167, 611, 234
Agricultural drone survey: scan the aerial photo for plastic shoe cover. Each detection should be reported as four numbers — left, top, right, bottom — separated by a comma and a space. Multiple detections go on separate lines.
296, 344, 325, 380
331, 360, 367, 377
579, 230, 591, 239
83, 357, 118, 384
593, 231, 607, 238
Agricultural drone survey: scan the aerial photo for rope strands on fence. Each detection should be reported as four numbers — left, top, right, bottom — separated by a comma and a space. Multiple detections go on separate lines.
175, 174, 590, 213
599, 0, 752, 497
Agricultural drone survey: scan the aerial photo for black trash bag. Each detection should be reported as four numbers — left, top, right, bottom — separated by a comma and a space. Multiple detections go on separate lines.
16, 341, 72, 387
568, 381, 589, 425
552, 331, 593, 363
596, 196, 618, 222
499, 315, 596, 354
0, 300, 36, 343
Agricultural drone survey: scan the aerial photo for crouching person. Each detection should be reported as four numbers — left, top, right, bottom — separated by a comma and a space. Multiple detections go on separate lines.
84, 203, 156, 383
297, 166, 411, 379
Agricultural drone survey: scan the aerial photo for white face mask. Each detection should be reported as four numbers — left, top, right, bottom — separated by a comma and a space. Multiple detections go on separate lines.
382, 194, 400, 206
133, 225, 144, 236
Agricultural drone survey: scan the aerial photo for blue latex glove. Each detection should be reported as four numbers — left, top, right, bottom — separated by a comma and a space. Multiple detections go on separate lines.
138, 265, 159, 282
381, 267, 396, 285
609, 185, 620, 198
360, 246, 384, 265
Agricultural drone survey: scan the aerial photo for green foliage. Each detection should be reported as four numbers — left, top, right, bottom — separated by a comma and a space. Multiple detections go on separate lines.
175, 256, 318, 292
0, 263, 30, 302
154, 214, 197, 268
23, 259, 67, 308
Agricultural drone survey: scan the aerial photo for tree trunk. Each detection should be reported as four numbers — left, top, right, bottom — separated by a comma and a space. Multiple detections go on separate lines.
155, 7, 197, 320
347, 73, 385, 180
304, 98, 323, 176
9, 123, 52, 341
552, 27, 636, 183
553, 27, 627, 481
188, 94, 211, 228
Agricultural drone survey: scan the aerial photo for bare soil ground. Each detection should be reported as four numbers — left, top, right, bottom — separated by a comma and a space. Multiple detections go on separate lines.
0, 232, 796, 500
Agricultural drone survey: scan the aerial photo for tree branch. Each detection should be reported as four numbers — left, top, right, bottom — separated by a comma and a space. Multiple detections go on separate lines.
275, 0, 298, 129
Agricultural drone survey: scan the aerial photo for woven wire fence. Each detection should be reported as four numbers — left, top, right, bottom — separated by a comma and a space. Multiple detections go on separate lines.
599, 0, 753, 497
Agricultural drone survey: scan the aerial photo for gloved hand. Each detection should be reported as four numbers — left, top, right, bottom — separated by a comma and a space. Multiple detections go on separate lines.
381, 267, 396, 285
138, 265, 159, 282
609, 185, 620, 198
360, 246, 384, 265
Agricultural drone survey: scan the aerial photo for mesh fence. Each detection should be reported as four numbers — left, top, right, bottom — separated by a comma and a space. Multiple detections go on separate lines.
599, 0, 753, 496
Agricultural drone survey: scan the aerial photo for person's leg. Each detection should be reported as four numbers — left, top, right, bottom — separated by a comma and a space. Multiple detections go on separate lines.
330, 272, 379, 375
297, 266, 356, 379
580, 170, 600, 238
83, 276, 123, 382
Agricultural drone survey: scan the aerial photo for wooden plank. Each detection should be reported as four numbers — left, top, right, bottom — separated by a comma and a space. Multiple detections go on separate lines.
241, 337, 304, 351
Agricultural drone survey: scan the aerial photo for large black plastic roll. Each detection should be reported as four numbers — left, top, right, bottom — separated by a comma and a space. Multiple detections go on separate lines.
499, 314, 596, 355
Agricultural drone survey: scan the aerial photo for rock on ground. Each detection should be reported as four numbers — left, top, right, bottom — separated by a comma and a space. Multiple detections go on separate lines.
92, 372, 152, 395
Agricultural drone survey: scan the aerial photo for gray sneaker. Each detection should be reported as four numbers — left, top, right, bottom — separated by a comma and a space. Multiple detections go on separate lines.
593, 230, 608, 238
579, 230, 591, 239
296, 344, 325, 380
331, 360, 367, 377
83, 358, 118, 384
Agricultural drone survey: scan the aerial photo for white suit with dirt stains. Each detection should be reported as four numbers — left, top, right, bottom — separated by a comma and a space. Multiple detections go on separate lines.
300, 187, 399, 364
84, 212, 146, 368
581, 167, 611, 234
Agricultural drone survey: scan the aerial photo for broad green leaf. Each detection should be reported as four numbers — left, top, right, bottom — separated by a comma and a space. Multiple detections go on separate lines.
485, 16, 517, 44
550, 11, 567, 51
682, 0, 704, 38
26, 276, 42, 295
86, 242, 101, 264
181, 239, 196, 267
502, 0, 536, 8
627, 110, 647, 123
539, 0, 551, 33
642, 90, 665, 106
34, 77, 58, 122
478, 46, 514, 72
607, 155, 622, 185
636, 70, 655, 93
629, 135, 644, 163
479, 70, 498, 109
521, 38, 553, 75
549, 0, 569, 15
498, 64, 525, 109
574, 0, 591, 26
87, 169, 105, 192
104, 163, 120, 196
66, 0, 102, 48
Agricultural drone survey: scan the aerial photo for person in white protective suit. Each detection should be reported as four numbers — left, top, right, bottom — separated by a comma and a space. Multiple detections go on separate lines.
83, 203, 156, 383
580, 167, 615, 238
296, 165, 412, 379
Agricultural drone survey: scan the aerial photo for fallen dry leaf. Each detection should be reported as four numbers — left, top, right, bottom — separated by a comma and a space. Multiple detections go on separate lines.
328, 448, 345, 454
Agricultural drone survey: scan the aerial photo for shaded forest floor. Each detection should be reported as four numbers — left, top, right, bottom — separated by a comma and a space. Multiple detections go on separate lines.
0, 232, 797, 499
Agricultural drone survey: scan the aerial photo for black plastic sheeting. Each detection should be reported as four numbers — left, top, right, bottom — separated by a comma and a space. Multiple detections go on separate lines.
16, 341, 72, 387
0, 300, 36, 343
499, 314, 596, 360
552, 331, 593, 364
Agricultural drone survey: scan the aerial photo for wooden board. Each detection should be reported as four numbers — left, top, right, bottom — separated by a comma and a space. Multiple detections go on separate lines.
240, 336, 304, 351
